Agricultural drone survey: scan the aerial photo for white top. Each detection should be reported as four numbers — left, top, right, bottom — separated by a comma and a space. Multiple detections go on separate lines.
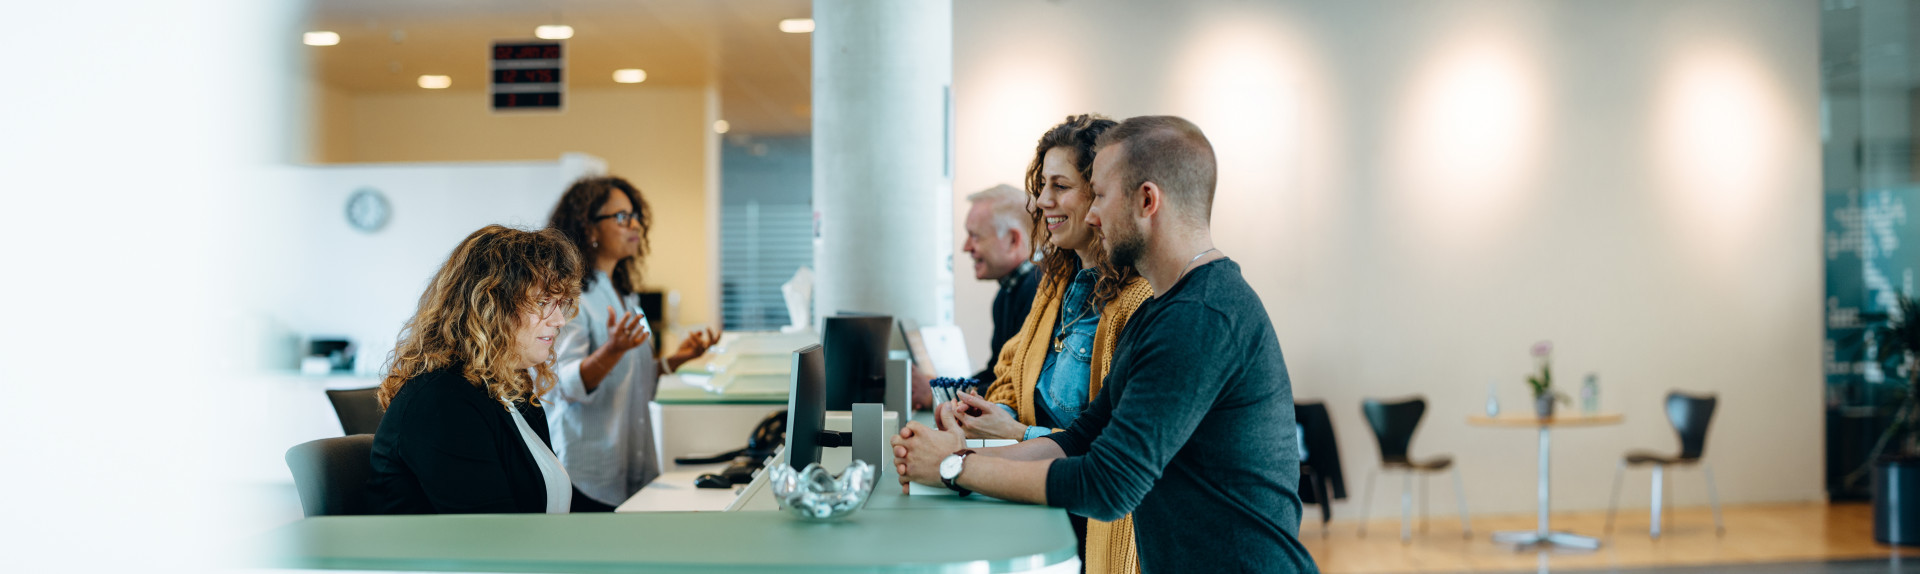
544, 270, 662, 506
502, 399, 571, 514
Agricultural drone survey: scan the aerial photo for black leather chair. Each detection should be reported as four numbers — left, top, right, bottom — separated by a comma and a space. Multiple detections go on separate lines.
286, 434, 375, 517
326, 387, 385, 436
1358, 396, 1470, 541
1606, 391, 1724, 538
1294, 400, 1347, 537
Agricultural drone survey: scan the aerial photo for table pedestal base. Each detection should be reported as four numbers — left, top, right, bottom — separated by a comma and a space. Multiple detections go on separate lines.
1490, 530, 1600, 550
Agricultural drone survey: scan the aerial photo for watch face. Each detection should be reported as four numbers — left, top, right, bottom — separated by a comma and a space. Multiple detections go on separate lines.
940, 454, 965, 480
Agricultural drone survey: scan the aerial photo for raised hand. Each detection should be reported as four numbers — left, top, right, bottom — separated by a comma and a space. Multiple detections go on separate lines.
665, 326, 723, 372
604, 306, 652, 354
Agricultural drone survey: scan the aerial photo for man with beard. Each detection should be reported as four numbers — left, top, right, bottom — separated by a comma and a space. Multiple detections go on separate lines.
892, 116, 1317, 573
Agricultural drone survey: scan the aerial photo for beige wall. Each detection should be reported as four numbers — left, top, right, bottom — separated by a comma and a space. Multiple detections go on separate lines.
954, 0, 1821, 518
314, 86, 718, 329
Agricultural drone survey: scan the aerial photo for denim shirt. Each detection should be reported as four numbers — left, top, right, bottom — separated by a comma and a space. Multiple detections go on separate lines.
1013, 268, 1102, 441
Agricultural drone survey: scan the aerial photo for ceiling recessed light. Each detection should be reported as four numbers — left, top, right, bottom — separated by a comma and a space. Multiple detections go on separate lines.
612, 69, 647, 84
535, 25, 574, 40
303, 31, 340, 46
713, 120, 731, 134
417, 75, 451, 89
779, 18, 815, 34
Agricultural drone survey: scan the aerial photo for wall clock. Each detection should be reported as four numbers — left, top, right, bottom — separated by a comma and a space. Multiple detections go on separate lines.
346, 187, 391, 233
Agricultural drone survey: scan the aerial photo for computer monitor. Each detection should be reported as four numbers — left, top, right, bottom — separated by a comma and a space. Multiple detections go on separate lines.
784, 344, 827, 471
895, 317, 932, 374
823, 314, 894, 410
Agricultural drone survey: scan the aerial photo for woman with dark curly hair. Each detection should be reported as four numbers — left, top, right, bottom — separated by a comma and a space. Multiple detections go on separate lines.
940, 114, 1154, 574
367, 225, 583, 514
541, 175, 722, 512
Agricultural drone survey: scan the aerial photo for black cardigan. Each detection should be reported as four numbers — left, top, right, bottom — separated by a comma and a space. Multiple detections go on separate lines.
367, 367, 555, 514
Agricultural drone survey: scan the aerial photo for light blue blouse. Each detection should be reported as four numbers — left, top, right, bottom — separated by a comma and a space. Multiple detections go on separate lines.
543, 270, 661, 507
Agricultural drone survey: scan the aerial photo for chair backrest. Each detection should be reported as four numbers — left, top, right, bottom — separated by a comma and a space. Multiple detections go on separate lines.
1361, 396, 1427, 465
326, 387, 385, 436
285, 434, 375, 517
1294, 400, 1348, 499
1666, 391, 1717, 460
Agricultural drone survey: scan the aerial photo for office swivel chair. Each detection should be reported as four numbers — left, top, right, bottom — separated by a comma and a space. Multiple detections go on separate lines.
285, 435, 375, 517
1294, 400, 1347, 537
1359, 396, 1471, 542
325, 387, 385, 436
1606, 391, 1725, 538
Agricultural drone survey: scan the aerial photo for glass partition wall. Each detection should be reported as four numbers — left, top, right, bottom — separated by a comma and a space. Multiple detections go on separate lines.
1822, 0, 1920, 500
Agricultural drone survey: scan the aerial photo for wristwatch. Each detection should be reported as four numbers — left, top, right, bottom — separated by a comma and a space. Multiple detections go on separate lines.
939, 449, 976, 496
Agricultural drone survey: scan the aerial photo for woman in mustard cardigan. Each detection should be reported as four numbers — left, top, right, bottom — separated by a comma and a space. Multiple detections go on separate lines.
946, 114, 1153, 574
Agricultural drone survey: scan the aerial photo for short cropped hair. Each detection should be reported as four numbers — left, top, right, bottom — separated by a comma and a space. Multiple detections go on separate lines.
1094, 116, 1218, 223
965, 183, 1031, 240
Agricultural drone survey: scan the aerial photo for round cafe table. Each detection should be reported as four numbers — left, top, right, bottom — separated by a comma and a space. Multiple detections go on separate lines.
1467, 412, 1624, 551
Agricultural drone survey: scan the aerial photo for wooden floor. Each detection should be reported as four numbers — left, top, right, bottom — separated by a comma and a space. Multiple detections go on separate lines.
1300, 502, 1917, 573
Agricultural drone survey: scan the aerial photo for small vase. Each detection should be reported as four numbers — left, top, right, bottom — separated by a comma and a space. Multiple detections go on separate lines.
1534, 395, 1556, 418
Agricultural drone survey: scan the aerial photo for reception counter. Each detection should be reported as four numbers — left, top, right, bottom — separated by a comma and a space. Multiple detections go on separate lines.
263, 413, 1078, 573
265, 498, 1075, 573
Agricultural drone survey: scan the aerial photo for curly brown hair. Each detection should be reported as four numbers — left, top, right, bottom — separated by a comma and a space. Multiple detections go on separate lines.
377, 225, 583, 410
1024, 114, 1139, 309
546, 175, 652, 296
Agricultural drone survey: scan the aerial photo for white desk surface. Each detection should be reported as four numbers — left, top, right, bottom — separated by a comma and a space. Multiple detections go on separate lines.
615, 463, 742, 512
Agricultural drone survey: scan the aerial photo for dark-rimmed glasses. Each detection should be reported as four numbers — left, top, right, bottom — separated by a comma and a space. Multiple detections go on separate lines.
592, 211, 642, 226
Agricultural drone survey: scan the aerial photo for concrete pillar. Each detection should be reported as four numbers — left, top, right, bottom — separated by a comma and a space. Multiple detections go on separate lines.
812, 0, 954, 327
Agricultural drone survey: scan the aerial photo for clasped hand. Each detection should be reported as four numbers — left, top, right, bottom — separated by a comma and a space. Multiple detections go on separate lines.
889, 401, 968, 493
945, 391, 1028, 440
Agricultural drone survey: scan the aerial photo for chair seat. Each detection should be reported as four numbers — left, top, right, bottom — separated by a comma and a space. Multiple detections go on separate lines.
1624, 450, 1699, 466
1384, 455, 1452, 471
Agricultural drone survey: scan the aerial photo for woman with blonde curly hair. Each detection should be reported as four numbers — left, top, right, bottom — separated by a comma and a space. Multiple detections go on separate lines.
367, 225, 585, 514
942, 114, 1155, 574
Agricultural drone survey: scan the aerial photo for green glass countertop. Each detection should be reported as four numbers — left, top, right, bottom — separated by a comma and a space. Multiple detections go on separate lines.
264, 485, 1074, 573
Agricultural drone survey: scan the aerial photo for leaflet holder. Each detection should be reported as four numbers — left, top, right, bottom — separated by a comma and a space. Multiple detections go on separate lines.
883, 358, 911, 431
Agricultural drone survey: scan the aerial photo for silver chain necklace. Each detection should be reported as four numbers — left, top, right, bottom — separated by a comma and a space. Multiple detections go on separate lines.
1174, 248, 1219, 286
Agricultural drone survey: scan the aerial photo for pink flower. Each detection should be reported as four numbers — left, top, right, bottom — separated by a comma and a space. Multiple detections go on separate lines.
1531, 340, 1553, 358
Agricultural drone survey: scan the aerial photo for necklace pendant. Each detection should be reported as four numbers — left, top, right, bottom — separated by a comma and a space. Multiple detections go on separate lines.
1052, 337, 1065, 353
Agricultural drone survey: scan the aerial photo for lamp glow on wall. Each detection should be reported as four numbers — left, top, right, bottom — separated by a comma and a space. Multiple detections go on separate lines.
1654, 41, 1789, 253
963, 49, 1079, 195
1394, 34, 1544, 244
1170, 17, 1314, 253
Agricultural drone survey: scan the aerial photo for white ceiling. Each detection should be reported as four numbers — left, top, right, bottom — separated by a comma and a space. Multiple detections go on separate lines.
304, 0, 812, 134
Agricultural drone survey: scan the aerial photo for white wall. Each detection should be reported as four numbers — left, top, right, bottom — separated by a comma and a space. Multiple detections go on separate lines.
248, 155, 603, 368
0, 1, 301, 569
952, 0, 1822, 518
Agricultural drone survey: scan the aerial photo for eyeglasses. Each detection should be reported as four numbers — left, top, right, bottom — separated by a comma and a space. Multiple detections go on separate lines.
534, 297, 575, 320
592, 210, 642, 226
